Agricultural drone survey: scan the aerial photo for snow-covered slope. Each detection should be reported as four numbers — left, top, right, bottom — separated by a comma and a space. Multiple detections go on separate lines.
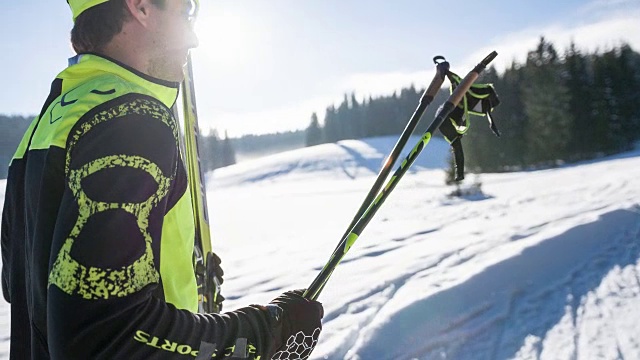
0, 136, 639, 359
210, 138, 640, 360
210, 136, 450, 187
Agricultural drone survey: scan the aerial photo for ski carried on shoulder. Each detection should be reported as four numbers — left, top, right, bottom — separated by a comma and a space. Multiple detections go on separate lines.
181, 52, 222, 314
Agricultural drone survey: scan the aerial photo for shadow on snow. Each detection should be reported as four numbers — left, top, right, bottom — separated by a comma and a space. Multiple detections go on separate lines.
354, 208, 640, 360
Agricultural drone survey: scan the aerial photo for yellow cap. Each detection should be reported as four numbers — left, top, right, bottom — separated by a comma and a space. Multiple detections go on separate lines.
69, 0, 201, 21
67, 0, 111, 21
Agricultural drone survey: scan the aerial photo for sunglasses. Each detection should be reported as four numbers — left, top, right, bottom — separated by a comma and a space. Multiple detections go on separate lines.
185, 0, 199, 21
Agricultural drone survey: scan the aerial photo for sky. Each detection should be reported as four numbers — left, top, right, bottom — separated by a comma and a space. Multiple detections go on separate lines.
4, 135, 637, 358
1, 0, 640, 137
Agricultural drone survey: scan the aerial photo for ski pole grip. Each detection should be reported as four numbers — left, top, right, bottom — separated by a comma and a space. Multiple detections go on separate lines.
450, 51, 497, 107
424, 57, 450, 97
480, 51, 498, 67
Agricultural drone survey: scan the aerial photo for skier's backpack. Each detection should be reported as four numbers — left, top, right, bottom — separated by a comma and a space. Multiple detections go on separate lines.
439, 70, 501, 181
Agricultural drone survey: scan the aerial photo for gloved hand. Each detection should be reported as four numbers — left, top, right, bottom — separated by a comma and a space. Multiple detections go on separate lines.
208, 252, 224, 285
196, 251, 225, 312
266, 290, 323, 360
208, 252, 225, 311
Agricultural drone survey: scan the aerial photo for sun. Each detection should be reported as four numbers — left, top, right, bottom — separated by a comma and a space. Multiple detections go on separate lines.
187, 3, 275, 136
193, 6, 256, 69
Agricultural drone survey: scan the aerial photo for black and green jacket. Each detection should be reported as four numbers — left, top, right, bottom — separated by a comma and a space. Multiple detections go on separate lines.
1, 54, 277, 359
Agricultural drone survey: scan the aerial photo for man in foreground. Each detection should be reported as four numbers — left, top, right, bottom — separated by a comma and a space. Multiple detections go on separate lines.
1, 0, 323, 358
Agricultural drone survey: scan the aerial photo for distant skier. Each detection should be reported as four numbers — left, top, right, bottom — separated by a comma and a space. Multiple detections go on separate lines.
0, 1, 322, 359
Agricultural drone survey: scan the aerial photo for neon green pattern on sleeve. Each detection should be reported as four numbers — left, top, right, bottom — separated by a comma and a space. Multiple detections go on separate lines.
49, 97, 177, 299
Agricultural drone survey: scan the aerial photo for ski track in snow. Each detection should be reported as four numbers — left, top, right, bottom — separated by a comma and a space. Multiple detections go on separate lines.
0, 137, 639, 359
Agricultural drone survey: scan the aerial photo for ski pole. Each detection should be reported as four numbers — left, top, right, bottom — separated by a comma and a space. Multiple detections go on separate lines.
181, 52, 222, 314
313, 57, 450, 297
304, 51, 498, 301
343, 56, 450, 241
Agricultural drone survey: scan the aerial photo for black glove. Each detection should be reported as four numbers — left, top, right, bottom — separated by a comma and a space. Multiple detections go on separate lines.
196, 251, 225, 312
266, 290, 323, 360
210, 252, 224, 285
208, 252, 225, 310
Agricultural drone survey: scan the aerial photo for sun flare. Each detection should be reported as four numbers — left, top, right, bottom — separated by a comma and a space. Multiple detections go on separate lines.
194, 8, 256, 68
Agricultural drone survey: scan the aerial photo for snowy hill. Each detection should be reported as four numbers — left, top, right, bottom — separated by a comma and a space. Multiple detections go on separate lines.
0, 136, 639, 359
209, 136, 450, 187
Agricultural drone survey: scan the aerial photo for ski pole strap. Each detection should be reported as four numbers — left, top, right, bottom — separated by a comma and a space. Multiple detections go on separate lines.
444, 70, 501, 136
438, 70, 502, 180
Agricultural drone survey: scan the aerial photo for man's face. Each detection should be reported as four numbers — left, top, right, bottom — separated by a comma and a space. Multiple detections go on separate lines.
146, 0, 199, 82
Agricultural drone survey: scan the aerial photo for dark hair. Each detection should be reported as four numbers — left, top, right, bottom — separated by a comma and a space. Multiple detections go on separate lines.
71, 0, 130, 53
70, 0, 166, 53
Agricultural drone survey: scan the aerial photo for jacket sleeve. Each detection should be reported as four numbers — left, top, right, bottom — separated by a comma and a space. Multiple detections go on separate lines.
47, 94, 278, 360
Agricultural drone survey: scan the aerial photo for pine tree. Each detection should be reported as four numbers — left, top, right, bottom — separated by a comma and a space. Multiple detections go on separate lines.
323, 106, 338, 143
221, 131, 236, 167
203, 130, 221, 171
564, 42, 596, 160
305, 112, 323, 147
611, 45, 640, 150
591, 50, 620, 155
350, 93, 365, 138
500, 64, 529, 169
337, 94, 351, 141
522, 37, 573, 165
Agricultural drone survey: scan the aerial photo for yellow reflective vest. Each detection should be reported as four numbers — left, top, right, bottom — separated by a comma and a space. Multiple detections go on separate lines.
1, 54, 275, 359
